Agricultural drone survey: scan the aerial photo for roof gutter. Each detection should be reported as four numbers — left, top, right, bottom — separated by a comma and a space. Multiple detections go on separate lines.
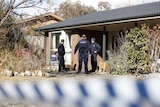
37, 16, 160, 32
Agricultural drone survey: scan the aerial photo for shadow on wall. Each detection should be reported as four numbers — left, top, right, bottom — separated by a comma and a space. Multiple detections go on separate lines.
78, 30, 108, 59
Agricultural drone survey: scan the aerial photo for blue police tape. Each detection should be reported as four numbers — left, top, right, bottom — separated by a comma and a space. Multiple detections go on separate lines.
0, 77, 160, 107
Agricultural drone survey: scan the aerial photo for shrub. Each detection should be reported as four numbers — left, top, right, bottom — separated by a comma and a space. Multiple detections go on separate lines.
107, 50, 128, 75
123, 24, 150, 73
107, 29, 128, 75
0, 47, 45, 73
107, 24, 151, 75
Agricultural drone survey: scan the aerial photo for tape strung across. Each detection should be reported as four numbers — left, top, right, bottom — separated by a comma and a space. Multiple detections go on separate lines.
0, 77, 160, 107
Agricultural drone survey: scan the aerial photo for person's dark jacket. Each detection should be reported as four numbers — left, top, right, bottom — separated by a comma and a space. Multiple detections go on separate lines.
90, 42, 101, 55
58, 43, 65, 56
74, 39, 90, 54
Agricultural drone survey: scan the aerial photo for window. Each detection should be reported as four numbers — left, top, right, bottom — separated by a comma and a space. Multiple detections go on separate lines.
55, 33, 60, 49
66, 32, 72, 48
50, 32, 61, 49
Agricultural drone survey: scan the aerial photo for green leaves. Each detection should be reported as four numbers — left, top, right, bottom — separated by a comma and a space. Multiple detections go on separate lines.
125, 24, 150, 73
107, 24, 151, 75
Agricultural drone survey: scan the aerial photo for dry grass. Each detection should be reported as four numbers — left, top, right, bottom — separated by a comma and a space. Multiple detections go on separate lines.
0, 48, 45, 73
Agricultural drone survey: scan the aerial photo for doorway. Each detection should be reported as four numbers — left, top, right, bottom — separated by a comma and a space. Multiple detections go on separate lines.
50, 31, 72, 65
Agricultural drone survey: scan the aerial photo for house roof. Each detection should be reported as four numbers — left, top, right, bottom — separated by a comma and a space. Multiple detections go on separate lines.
16, 12, 64, 24
35, 2, 160, 31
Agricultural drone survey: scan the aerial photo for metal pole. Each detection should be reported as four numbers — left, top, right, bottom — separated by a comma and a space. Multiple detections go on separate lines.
102, 26, 106, 61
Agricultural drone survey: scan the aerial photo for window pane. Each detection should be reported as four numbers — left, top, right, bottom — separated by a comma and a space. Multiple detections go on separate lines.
67, 32, 72, 48
50, 34, 53, 49
55, 33, 61, 48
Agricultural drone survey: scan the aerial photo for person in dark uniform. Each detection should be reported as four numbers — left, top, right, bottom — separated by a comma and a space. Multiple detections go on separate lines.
58, 39, 65, 72
90, 38, 101, 72
74, 34, 90, 74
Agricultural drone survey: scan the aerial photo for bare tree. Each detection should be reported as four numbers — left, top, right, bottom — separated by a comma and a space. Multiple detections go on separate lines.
54, 0, 96, 19
0, 0, 54, 27
98, 1, 111, 11
107, 29, 128, 74
149, 24, 160, 72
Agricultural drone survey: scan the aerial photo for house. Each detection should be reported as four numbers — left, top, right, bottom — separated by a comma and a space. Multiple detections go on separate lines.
16, 12, 64, 63
35, 2, 160, 70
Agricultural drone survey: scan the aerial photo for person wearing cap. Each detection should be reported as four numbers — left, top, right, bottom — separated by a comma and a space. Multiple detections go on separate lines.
90, 38, 101, 72
74, 34, 90, 74
58, 39, 66, 72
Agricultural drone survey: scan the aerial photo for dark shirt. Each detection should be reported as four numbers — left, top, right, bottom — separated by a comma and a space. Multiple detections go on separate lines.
58, 43, 65, 56
90, 42, 101, 55
74, 39, 90, 54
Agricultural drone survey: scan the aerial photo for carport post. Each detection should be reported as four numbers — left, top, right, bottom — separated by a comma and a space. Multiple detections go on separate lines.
102, 26, 106, 61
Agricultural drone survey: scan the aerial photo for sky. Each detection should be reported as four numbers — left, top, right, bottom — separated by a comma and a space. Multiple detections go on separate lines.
19, 0, 159, 17
53, 0, 160, 9
54, 0, 142, 9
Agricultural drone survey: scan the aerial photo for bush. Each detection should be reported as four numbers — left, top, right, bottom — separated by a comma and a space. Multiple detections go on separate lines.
0, 47, 45, 73
106, 29, 128, 75
107, 24, 151, 75
123, 24, 150, 73
107, 50, 128, 75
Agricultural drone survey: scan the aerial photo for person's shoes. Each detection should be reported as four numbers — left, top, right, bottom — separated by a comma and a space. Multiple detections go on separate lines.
85, 72, 90, 74
77, 72, 81, 74
88, 70, 92, 72
58, 71, 63, 73
63, 69, 67, 72
56, 71, 60, 74
88, 70, 93, 73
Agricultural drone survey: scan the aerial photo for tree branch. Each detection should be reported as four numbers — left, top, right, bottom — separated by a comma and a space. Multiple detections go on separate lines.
0, 0, 15, 26
13, 0, 42, 9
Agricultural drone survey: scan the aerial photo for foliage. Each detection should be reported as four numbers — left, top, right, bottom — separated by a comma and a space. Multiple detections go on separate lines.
0, 47, 45, 72
107, 30, 128, 75
107, 50, 128, 75
0, 7, 18, 50
0, 0, 50, 73
54, 0, 97, 19
107, 24, 153, 75
7, 25, 27, 50
123, 24, 150, 73
0, 0, 47, 50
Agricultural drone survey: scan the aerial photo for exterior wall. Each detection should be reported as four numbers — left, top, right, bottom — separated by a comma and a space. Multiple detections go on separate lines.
46, 31, 72, 67
44, 18, 160, 69
71, 30, 104, 71
71, 34, 81, 70
45, 33, 50, 66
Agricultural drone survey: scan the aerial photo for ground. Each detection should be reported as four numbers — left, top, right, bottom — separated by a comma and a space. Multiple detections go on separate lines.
0, 70, 160, 107
0, 71, 108, 107
0, 71, 108, 82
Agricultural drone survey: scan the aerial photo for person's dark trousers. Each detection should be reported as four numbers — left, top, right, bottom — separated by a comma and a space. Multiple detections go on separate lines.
58, 56, 65, 72
77, 53, 88, 74
91, 55, 97, 72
